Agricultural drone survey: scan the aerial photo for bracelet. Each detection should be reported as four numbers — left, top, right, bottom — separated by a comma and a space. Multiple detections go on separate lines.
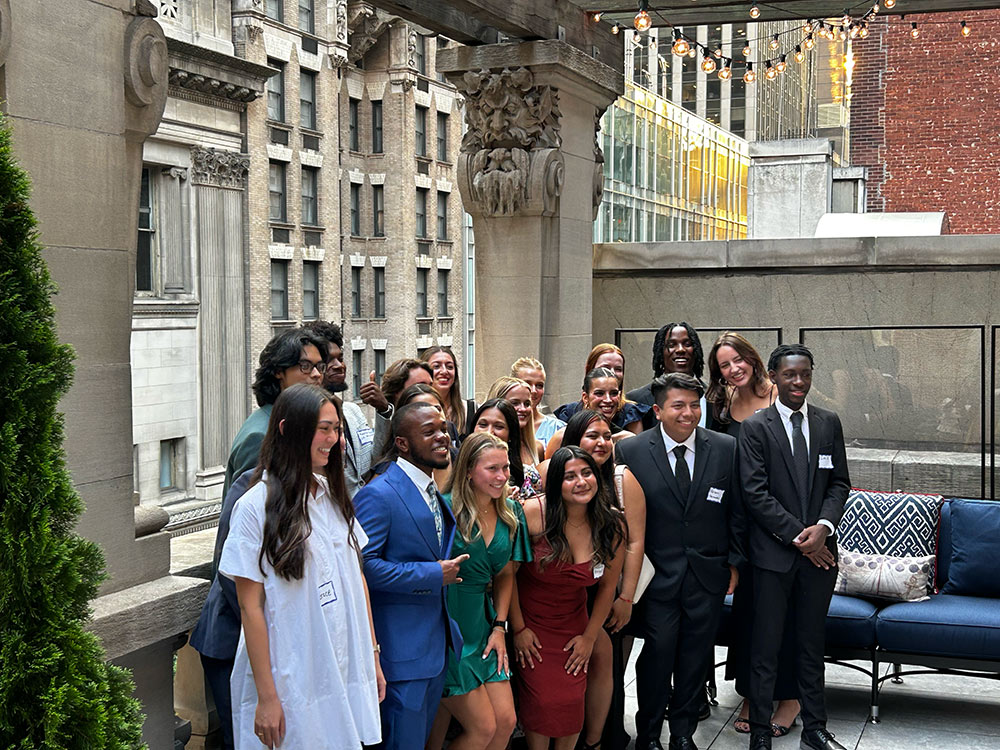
619, 596, 634, 604
514, 626, 527, 635
373, 643, 381, 653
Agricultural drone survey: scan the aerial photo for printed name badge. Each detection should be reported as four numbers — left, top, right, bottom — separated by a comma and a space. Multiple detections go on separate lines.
818, 454, 834, 469
593, 563, 606, 579
318, 580, 337, 607
357, 424, 375, 446
707, 487, 725, 503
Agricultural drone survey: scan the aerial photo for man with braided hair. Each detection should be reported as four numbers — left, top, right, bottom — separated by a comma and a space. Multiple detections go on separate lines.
628, 322, 709, 431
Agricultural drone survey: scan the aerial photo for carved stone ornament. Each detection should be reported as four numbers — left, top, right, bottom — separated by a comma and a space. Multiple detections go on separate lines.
454, 68, 564, 218
336, 0, 348, 43
190, 147, 250, 188
169, 68, 257, 103
593, 110, 606, 219
124, 8, 169, 139
347, 2, 390, 64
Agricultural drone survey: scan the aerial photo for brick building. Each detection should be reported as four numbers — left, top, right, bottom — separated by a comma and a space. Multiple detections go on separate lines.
850, 11, 1000, 234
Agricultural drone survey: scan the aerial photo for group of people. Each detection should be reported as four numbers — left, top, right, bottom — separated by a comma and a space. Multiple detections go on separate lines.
190, 320, 851, 750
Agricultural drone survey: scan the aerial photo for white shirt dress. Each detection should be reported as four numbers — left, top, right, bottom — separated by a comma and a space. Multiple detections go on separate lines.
220, 475, 381, 749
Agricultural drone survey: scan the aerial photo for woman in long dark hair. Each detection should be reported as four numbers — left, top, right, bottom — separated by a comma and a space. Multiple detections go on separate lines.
470, 398, 527, 494
510, 447, 625, 750
220, 384, 384, 749
422, 345, 475, 435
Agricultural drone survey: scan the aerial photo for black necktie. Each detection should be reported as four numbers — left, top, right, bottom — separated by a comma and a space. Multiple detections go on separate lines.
790, 411, 809, 520
673, 445, 691, 500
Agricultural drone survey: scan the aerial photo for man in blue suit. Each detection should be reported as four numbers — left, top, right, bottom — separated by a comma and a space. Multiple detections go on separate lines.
354, 402, 467, 749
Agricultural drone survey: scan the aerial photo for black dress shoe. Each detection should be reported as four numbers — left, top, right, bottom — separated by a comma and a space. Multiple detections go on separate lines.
668, 737, 698, 750
637, 740, 664, 750
800, 728, 846, 750
750, 732, 772, 750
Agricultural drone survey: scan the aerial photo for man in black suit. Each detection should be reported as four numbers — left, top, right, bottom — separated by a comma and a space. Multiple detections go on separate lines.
738, 344, 851, 750
618, 373, 745, 750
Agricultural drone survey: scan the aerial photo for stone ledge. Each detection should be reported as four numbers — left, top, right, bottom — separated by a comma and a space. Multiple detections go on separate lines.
90, 575, 209, 660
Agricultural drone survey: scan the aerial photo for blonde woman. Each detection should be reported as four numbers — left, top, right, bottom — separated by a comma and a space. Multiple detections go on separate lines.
511, 357, 566, 450
487, 376, 544, 496
427, 433, 533, 750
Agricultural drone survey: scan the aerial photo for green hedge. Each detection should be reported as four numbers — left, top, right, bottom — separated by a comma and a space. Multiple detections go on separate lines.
0, 116, 146, 748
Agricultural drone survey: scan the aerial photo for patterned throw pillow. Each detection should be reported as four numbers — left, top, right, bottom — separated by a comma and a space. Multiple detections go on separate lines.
835, 548, 935, 602
837, 489, 944, 590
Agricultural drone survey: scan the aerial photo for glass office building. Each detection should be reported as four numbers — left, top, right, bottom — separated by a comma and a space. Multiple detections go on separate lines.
595, 82, 750, 243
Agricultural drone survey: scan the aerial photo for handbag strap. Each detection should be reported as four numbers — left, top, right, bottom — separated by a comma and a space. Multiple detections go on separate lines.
613, 463, 626, 509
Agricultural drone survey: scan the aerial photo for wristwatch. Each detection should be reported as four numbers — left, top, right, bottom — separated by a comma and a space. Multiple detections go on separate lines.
492, 618, 508, 633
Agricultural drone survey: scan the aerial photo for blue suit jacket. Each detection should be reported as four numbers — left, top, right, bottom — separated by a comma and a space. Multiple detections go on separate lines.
354, 462, 462, 683
189, 469, 255, 660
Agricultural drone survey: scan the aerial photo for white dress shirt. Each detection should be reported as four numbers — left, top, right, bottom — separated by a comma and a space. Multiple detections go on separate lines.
772, 399, 835, 535
659, 425, 697, 478
396, 456, 436, 496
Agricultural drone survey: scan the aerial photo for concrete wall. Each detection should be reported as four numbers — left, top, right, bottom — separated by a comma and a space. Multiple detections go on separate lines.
747, 138, 832, 239
593, 234, 1000, 498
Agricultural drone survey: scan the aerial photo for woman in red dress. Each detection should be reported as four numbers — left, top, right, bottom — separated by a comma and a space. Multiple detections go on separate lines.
511, 446, 626, 750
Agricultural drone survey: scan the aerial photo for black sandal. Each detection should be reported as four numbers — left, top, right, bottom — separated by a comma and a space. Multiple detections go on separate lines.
770, 717, 797, 737
733, 717, 751, 734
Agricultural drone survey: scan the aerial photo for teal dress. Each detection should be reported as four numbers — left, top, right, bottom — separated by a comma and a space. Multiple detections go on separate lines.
442, 496, 533, 696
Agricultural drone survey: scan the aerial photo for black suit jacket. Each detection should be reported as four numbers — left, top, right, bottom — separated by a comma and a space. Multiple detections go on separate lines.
738, 403, 851, 573
617, 426, 746, 600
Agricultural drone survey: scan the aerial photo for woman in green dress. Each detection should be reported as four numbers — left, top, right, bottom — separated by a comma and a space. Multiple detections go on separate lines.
427, 432, 533, 750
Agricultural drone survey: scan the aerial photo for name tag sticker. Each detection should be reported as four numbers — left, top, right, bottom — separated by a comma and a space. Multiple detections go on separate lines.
707, 487, 725, 503
318, 580, 337, 607
819, 454, 834, 469
357, 425, 375, 446
593, 563, 606, 579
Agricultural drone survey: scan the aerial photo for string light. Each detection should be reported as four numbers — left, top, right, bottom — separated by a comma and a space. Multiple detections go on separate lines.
804, 20, 814, 34
719, 59, 732, 79
743, 43, 752, 57
713, 46, 724, 59
743, 62, 756, 83
611, 24, 619, 35
749, 4, 761, 20
590, 11, 602, 23
688, 46, 697, 58
634, 9, 652, 32
765, 61, 777, 79
910, 21, 919, 39
859, 24, 870, 38
884, 0, 895, 7
631, 29, 643, 47
672, 28, 690, 56
794, 45, 805, 63
842, 10, 852, 26
961, 20, 972, 37
701, 55, 717, 73
649, 37, 656, 50
769, 34, 780, 50
776, 55, 787, 73
804, 33, 815, 50
839, 25, 848, 40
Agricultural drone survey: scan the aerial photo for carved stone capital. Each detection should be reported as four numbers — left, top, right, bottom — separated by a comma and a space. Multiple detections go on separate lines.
190, 147, 249, 189
452, 67, 563, 218
347, 2, 390, 64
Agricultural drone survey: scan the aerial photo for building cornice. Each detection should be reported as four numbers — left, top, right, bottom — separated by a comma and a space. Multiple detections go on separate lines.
167, 37, 277, 106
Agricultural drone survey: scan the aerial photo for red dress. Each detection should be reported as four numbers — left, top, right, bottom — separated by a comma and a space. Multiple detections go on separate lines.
515, 537, 598, 737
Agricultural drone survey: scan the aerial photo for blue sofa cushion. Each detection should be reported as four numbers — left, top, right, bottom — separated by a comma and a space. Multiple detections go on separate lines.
876, 594, 1000, 661
826, 594, 879, 649
941, 499, 1000, 597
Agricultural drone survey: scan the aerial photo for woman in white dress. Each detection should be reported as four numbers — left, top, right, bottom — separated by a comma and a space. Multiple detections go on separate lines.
220, 383, 385, 749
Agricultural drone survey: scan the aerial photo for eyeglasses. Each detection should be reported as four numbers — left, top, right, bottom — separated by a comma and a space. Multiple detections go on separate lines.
296, 359, 327, 374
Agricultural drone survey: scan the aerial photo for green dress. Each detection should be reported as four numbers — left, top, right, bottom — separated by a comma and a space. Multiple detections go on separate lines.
442, 496, 533, 697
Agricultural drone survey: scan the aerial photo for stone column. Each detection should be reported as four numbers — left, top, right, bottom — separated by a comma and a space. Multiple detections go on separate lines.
437, 41, 622, 405
191, 146, 250, 500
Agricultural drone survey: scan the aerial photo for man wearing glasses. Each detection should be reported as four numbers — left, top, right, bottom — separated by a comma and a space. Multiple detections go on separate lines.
191, 326, 328, 750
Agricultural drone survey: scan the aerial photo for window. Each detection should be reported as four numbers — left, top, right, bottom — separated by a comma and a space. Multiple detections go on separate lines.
270, 260, 288, 319
351, 266, 362, 317
265, 0, 281, 22
437, 268, 449, 316
436, 191, 449, 239
350, 183, 360, 235
371, 101, 383, 153
415, 188, 427, 238
374, 349, 386, 386
416, 267, 428, 316
269, 162, 286, 222
436, 112, 448, 161
413, 34, 426, 75
300, 71, 316, 129
352, 350, 363, 397
298, 0, 313, 33
415, 106, 427, 157
372, 185, 384, 237
373, 267, 385, 318
348, 98, 359, 151
301, 167, 318, 225
136, 167, 154, 292
159, 438, 183, 492
302, 261, 319, 319
266, 59, 284, 122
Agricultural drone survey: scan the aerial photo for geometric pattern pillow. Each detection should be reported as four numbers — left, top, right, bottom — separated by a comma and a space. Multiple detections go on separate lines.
837, 490, 944, 584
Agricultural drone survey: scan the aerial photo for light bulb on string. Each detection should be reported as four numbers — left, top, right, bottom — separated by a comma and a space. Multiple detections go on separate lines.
749, 4, 761, 20
850, 24, 860, 39
765, 61, 777, 79
884, 0, 895, 7
649, 37, 656, 50
961, 20, 972, 37
688, 47, 697, 58
770, 34, 780, 50
634, 10, 652, 32
713, 46, 724, 58
702, 55, 717, 73
672, 28, 690, 56
743, 43, 752, 57
842, 11, 852, 26
910, 22, 919, 39
804, 33, 815, 50
743, 62, 756, 83
794, 45, 805, 62
859, 24, 870, 38
591, 11, 602, 23
611, 24, 620, 35
839, 25, 848, 40
631, 30, 643, 47
719, 59, 732, 79
776, 55, 787, 73
872, 3, 880, 13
